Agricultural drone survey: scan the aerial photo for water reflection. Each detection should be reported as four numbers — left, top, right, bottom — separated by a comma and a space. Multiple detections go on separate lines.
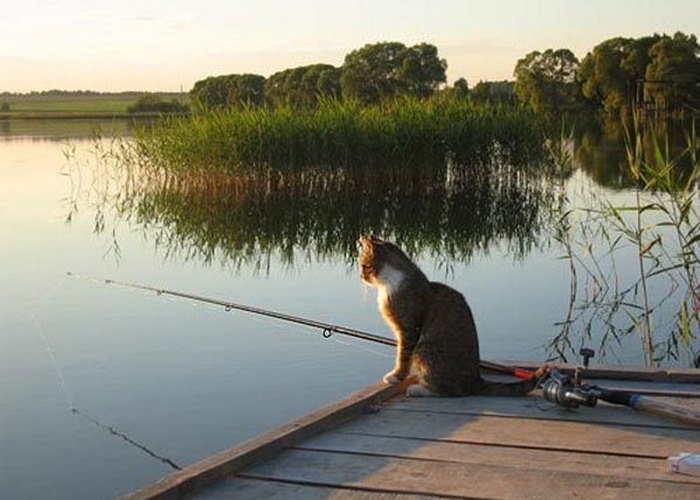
574, 116, 697, 189
76, 154, 562, 270
0, 118, 136, 141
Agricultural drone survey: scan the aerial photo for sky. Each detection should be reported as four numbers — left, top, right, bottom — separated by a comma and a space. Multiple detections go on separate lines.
2, 0, 700, 92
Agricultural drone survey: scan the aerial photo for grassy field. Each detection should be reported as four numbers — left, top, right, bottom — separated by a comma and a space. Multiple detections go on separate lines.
0, 91, 187, 117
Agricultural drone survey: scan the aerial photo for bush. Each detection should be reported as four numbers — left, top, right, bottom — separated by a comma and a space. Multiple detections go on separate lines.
127, 94, 187, 114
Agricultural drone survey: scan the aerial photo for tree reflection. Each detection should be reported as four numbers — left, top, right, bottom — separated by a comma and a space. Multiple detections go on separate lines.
574, 116, 696, 189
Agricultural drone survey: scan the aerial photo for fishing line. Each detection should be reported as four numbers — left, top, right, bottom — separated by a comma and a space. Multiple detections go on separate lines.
227, 306, 393, 359
238, 302, 394, 358
32, 311, 75, 411
6, 276, 68, 313
72, 409, 182, 470
30, 310, 182, 471
66, 272, 533, 379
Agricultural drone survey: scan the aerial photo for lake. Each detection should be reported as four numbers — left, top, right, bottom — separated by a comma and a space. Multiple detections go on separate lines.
0, 118, 694, 499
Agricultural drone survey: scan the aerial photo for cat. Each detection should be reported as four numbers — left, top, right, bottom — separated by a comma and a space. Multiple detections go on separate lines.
359, 234, 545, 397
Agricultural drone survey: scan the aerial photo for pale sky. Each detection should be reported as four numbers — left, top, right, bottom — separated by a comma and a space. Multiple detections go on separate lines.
2, 0, 699, 92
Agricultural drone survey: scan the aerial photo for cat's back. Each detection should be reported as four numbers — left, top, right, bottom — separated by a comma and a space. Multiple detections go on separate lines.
422, 281, 476, 333
428, 281, 471, 311
418, 280, 480, 394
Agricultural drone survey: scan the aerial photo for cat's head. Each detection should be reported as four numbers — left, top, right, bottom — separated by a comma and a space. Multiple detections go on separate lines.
358, 235, 412, 286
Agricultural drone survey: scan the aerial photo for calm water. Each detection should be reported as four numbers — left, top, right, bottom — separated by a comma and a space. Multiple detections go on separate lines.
0, 119, 688, 499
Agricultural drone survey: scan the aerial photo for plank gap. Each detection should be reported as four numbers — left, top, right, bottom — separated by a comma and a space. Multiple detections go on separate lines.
384, 406, 696, 431
234, 473, 479, 499
290, 445, 700, 488
336, 430, 666, 459
293, 445, 471, 466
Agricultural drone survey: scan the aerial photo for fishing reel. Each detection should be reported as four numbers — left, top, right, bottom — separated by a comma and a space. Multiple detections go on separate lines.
541, 348, 598, 409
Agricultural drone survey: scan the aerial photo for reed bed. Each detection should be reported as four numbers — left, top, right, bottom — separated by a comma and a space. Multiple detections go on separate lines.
131, 98, 544, 173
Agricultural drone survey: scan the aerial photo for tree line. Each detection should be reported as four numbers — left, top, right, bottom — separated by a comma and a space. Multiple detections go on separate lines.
190, 42, 447, 109
515, 32, 700, 114
191, 32, 700, 115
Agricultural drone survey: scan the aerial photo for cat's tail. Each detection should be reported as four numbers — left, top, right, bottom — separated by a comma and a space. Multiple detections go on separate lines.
474, 365, 549, 396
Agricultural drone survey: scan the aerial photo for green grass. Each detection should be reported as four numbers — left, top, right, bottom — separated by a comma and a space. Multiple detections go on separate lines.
8, 98, 132, 113
132, 97, 544, 174
0, 92, 188, 116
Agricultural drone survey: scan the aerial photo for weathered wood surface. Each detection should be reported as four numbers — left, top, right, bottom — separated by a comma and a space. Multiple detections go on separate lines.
226, 449, 700, 499
387, 394, 700, 429
297, 432, 694, 484
204, 476, 418, 499
121, 382, 401, 500
201, 376, 700, 499
336, 406, 700, 458
123, 363, 700, 499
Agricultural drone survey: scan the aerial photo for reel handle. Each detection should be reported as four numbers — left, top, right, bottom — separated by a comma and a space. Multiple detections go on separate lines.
579, 348, 595, 368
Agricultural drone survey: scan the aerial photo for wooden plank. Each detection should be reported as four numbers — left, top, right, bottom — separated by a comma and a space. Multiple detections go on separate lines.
297, 432, 700, 484
388, 395, 699, 429
237, 448, 700, 499
121, 382, 402, 500
201, 476, 423, 499
500, 360, 700, 383
335, 408, 700, 458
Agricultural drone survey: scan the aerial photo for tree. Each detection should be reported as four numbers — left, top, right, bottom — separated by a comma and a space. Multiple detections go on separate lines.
578, 36, 664, 112
469, 80, 516, 104
452, 78, 469, 99
227, 74, 266, 108
514, 49, 582, 113
578, 38, 631, 112
190, 76, 230, 109
341, 41, 447, 104
265, 64, 341, 108
395, 43, 448, 98
470, 81, 491, 103
127, 94, 188, 114
645, 32, 700, 110
0, 102, 9, 112
191, 74, 266, 110
487, 81, 517, 104
575, 34, 700, 113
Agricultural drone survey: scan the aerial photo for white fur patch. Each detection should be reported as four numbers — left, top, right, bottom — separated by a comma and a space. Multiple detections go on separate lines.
375, 265, 406, 307
407, 384, 438, 397
383, 372, 401, 385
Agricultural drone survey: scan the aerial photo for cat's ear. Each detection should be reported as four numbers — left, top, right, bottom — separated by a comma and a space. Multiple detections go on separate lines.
360, 234, 383, 249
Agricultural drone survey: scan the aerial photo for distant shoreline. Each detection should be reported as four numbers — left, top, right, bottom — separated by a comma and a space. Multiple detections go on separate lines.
0, 112, 189, 120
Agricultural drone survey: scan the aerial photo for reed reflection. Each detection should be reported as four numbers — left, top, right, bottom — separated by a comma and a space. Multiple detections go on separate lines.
100, 158, 561, 269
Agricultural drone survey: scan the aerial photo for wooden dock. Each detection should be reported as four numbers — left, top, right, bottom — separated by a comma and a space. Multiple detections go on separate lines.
124, 364, 700, 499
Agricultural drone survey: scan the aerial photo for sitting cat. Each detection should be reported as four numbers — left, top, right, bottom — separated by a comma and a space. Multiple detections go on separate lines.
359, 234, 545, 397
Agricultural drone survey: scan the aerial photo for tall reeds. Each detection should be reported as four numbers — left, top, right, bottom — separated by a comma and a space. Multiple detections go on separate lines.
130, 97, 543, 174
551, 117, 700, 366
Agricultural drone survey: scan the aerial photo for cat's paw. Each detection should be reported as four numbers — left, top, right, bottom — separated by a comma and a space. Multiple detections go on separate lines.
406, 384, 438, 397
383, 372, 401, 385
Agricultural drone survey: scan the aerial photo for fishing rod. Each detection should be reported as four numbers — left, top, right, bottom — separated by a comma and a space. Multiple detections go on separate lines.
541, 348, 700, 428
68, 273, 700, 426
66, 272, 533, 380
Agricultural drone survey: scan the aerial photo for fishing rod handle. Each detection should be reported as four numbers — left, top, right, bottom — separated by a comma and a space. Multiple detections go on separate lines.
630, 395, 700, 428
